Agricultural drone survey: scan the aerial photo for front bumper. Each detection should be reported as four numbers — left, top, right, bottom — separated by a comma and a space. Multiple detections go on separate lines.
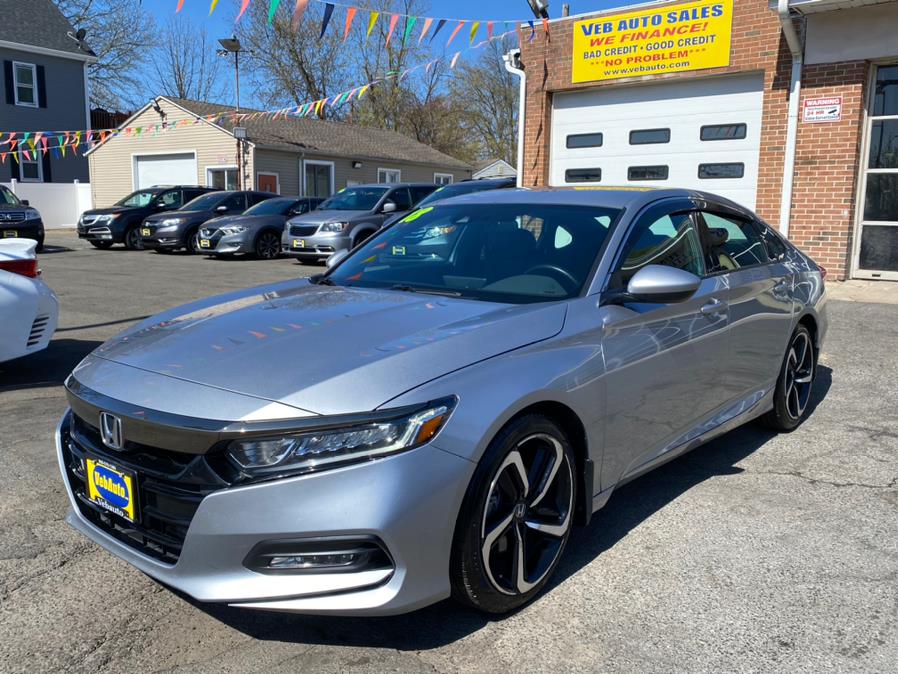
1, 220, 43, 242
282, 233, 351, 258
200, 231, 253, 255
56, 410, 475, 615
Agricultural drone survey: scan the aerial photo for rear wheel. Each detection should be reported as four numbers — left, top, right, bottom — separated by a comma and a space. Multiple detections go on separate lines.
123, 226, 144, 250
759, 324, 816, 432
90, 240, 113, 250
451, 415, 575, 613
254, 231, 281, 260
36, 236, 44, 253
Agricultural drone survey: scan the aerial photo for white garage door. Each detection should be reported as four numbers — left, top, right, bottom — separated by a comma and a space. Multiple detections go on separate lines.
550, 74, 764, 208
134, 153, 197, 190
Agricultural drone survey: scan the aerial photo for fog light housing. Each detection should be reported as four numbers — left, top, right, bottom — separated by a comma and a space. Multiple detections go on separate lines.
244, 537, 393, 575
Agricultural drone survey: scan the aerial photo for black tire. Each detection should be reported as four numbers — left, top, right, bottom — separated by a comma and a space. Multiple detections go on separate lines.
254, 230, 281, 260
90, 240, 113, 250
352, 230, 375, 248
154, 248, 172, 254
36, 237, 44, 253
450, 414, 576, 614
298, 258, 322, 265
186, 229, 202, 255
123, 226, 144, 250
759, 324, 816, 432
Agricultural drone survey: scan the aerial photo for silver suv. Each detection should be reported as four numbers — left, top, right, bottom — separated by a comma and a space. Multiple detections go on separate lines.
282, 183, 435, 262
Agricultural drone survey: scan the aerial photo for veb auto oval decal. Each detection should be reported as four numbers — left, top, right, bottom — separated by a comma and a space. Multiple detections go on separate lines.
90, 464, 131, 508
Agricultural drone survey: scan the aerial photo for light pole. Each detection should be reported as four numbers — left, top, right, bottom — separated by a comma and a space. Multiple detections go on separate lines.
218, 36, 246, 190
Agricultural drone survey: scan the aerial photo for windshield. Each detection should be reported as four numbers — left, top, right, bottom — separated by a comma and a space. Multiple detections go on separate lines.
416, 182, 506, 208
182, 192, 226, 211
319, 186, 388, 211
0, 186, 21, 206
327, 203, 621, 304
115, 189, 159, 208
245, 198, 293, 216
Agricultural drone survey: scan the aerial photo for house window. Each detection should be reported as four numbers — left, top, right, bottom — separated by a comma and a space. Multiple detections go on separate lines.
698, 163, 745, 179
566, 132, 604, 149
565, 168, 601, 183
13, 62, 38, 107
700, 124, 747, 141
20, 155, 43, 182
304, 160, 334, 197
628, 165, 669, 181
434, 173, 454, 185
207, 167, 238, 190
378, 168, 401, 183
629, 128, 670, 145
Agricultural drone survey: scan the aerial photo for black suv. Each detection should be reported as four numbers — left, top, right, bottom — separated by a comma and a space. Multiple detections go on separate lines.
0, 184, 44, 251
78, 186, 215, 250
140, 190, 278, 254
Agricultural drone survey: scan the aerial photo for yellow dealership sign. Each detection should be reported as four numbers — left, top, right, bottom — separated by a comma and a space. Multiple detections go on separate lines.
572, 0, 734, 83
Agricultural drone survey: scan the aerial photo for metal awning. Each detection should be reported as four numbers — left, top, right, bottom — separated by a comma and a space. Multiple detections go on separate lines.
770, 0, 897, 13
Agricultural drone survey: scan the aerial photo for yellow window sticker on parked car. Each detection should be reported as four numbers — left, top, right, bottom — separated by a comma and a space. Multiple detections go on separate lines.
400, 207, 434, 223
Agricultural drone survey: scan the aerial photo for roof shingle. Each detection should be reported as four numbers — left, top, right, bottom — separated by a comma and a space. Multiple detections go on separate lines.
168, 97, 471, 171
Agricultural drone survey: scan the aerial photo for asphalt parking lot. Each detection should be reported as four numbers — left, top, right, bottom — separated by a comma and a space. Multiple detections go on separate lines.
1, 232, 897, 673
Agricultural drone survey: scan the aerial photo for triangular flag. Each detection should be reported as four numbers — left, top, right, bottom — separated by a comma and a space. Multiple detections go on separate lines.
268, 0, 282, 24
429, 18, 446, 42
487, 21, 494, 39
418, 17, 433, 43
542, 18, 549, 35
237, 0, 250, 21
446, 20, 466, 47
366, 11, 380, 39
319, 3, 334, 39
450, 51, 461, 69
358, 84, 370, 98
11, 151, 18, 164
209, 0, 219, 16
528, 20, 535, 42
293, 0, 310, 29
176, 0, 185, 12
402, 16, 417, 45
0, 153, 5, 164
344, 7, 357, 40
469, 21, 480, 44
23, 150, 32, 161
385, 14, 400, 47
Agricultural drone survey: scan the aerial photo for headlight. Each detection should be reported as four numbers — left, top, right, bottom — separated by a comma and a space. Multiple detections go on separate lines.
220, 225, 248, 235
320, 221, 348, 233
95, 213, 120, 223
159, 217, 184, 227
226, 398, 456, 478
23, 208, 41, 221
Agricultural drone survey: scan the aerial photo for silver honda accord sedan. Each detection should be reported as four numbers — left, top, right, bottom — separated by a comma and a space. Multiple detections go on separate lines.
56, 188, 827, 616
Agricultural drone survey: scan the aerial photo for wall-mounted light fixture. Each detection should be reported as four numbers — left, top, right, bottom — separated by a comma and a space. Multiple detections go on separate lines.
352, 161, 363, 169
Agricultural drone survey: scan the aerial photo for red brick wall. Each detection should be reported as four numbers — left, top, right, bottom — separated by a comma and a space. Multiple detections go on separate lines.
518, 0, 867, 279
789, 62, 868, 278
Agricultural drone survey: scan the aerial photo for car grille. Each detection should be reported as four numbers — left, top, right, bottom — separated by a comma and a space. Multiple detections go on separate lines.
0, 212, 25, 222
290, 225, 319, 237
200, 228, 221, 240
80, 214, 101, 226
27, 315, 50, 347
60, 412, 231, 564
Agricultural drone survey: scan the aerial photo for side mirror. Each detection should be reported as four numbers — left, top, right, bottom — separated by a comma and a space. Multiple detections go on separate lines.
21, 199, 29, 206
625, 265, 701, 303
381, 201, 397, 214
215, 205, 229, 213
326, 249, 349, 269
153, 200, 167, 209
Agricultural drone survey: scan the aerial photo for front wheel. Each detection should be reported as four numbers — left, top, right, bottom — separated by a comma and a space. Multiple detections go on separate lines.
451, 415, 576, 613
759, 324, 816, 432
123, 226, 144, 250
254, 231, 281, 260
186, 230, 202, 255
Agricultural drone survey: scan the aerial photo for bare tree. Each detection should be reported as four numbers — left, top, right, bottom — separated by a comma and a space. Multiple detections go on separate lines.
448, 37, 519, 164
235, 0, 354, 115
54, 0, 156, 109
150, 17, 224, 102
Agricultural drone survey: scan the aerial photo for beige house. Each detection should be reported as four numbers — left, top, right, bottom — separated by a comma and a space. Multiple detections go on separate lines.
86, 96, 472, 208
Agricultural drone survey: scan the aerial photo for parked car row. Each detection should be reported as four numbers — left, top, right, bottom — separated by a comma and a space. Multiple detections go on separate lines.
76, 177, 517, 263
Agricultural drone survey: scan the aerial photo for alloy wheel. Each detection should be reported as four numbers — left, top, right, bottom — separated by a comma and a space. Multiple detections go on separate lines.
188, 232, 202, 254
125, 227, 143, 250
784, 330, 814, 419
480, 433, 573, 596
256, 232, 280, 259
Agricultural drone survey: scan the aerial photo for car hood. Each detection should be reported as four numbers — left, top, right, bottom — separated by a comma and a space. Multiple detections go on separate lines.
144, 209, 212, 224
84, 281, 566, 416
287, 209, 370, 227
202, 214, 281, 231
82, 205, 138, 216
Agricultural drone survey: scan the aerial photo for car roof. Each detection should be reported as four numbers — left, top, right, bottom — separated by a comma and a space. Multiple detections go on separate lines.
343, 183, 436, 189
434, 186, 756, 216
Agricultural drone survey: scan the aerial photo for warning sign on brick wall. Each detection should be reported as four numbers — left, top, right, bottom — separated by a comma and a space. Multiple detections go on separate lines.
803, 96, 842, 123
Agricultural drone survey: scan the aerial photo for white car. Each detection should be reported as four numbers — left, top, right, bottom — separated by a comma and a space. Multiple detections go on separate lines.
0, 238, 58, 363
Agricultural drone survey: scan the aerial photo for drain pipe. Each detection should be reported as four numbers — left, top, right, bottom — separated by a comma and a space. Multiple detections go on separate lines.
503, 48, 525, 188
778, 0, 803, 238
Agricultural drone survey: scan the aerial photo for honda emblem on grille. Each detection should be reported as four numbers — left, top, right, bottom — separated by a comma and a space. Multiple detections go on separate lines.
99, 412, 123, 450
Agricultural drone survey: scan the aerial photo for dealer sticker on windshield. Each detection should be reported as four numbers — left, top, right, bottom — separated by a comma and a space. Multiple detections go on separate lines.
86, 457, 138, 523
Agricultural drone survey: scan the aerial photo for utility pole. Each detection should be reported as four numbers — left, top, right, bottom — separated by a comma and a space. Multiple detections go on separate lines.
218, 37, 246, 190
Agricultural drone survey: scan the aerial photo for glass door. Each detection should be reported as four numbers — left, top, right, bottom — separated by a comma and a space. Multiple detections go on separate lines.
855, 64, 898, 279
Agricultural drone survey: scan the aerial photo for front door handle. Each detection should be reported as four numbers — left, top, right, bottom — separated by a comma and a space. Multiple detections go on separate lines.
700, 299, 727, 317
773, 280, 791, 298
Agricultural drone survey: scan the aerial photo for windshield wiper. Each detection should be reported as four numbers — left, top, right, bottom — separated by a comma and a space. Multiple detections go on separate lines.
310, 274, 337, 286
390, 284, 462, 297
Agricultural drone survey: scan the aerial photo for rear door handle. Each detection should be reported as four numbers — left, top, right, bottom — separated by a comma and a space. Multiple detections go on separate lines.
700, 299, 727, 317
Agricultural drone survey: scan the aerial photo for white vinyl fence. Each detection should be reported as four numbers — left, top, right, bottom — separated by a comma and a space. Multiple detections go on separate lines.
1, 179, 92, 229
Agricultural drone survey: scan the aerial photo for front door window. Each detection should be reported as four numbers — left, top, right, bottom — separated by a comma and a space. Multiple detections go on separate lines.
856, 65, 898, 277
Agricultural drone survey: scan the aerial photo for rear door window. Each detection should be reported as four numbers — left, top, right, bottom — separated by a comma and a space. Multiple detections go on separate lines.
701, 212, 771, 271
410, 186, 436, 205
389, 188, 413, 211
